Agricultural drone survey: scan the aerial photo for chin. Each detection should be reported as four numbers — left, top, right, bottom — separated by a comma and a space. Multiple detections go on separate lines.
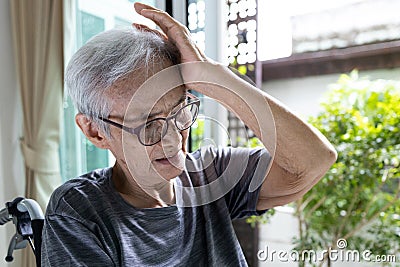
152, 151, 186, 180
151, 160, 183, 180
158, 165, 184, 181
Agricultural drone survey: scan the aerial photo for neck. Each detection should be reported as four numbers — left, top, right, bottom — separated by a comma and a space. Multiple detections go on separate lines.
112, 162, 175, 208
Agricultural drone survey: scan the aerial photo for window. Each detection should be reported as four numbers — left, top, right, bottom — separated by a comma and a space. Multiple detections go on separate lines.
60, 0, 156, 181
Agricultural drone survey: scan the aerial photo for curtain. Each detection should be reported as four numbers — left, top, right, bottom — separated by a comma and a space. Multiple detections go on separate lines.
10, 0, 64, 266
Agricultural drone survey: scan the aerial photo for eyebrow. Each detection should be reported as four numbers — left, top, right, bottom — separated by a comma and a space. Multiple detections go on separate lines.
134, 94, 187, 123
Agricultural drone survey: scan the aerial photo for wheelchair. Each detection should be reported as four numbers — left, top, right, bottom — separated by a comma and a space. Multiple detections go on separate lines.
0, 197, 44, 267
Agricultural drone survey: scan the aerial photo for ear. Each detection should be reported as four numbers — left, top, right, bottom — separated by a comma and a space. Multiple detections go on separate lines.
75, 113, 109, 149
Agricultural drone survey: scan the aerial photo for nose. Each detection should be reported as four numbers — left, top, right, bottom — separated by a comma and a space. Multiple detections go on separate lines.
160, 119, 182, 155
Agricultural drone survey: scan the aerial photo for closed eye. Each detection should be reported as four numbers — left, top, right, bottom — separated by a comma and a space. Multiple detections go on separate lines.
148, 95, 186, 120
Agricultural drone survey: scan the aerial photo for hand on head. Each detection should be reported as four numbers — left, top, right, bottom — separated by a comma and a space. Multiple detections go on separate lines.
133, 2, 207, 63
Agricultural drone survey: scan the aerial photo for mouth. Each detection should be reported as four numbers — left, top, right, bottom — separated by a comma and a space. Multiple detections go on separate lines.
154, 152, 181, 166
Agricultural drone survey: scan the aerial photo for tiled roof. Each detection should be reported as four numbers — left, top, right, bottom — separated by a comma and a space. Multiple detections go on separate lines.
291, 0, 400, 53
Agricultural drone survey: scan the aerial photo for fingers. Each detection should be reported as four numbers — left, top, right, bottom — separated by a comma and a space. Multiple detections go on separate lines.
133, 2, 206, 62
134, 2, 158, 13
134, 2, 185, 38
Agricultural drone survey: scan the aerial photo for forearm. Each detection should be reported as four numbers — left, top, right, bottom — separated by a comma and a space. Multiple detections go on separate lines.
186, 62, 335, 154
185, 62, 337, 198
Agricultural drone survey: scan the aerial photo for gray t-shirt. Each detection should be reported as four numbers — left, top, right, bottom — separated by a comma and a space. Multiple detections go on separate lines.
42, 146, 271, 266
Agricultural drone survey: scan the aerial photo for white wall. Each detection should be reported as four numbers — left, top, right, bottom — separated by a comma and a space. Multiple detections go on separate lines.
263, 68, 400, 118
0, 0, 24, 266
258, 68, 400, 267
258, 207, 298, 267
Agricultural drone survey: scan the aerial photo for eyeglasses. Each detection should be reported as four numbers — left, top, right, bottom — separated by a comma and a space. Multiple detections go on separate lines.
98, 93, 200, 146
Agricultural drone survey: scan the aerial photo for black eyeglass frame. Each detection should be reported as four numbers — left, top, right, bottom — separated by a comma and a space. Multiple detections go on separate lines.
98, 92, 200, 146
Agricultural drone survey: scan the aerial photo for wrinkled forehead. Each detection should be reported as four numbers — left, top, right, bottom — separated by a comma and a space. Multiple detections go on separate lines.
106, 61, 186, 119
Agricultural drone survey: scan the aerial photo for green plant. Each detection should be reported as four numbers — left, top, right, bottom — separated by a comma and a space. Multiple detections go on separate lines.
294, 71, 400, 267
246, 208, 276, 228
190, 117, 205, 151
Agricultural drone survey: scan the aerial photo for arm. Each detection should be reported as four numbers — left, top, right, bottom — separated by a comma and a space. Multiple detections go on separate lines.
134, 3, 337, 209
180, 64, 337, 209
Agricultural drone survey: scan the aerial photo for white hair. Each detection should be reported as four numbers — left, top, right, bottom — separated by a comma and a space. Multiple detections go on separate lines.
65, 27, 180, 137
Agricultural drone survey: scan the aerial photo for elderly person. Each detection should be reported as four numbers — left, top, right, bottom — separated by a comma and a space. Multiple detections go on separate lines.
41, 2, 337, 266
